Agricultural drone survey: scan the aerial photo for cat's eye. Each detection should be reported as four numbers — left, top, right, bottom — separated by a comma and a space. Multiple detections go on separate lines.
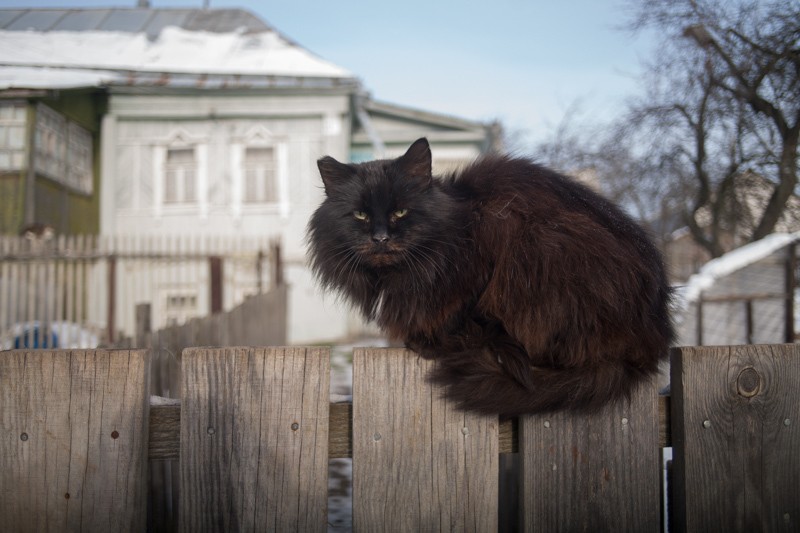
353, 210, 368, 221
393, 208, 409, 219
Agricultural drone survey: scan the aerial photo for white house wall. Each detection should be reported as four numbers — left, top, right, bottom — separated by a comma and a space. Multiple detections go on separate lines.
100, 92, 359, 343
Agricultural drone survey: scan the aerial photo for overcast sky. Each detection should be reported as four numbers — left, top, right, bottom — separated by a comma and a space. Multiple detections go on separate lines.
12, 0, 656, 146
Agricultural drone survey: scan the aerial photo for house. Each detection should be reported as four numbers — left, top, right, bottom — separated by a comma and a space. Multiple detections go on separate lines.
664, 171, 800, 283
0, 7, 496, 343
0, 86, 104, 235
675, 232, 799, 347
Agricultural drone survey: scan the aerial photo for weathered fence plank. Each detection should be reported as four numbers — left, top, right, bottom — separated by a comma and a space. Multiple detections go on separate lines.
521, 378, 661, 532
352, 348, 499, 532
147, 395, 671, 460
671, 344, 800, 533
179, 346, 330, 532
0, 349, 150, 532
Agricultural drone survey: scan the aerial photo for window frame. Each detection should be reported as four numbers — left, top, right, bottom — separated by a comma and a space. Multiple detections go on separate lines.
33, 103, 94, 195
0, 101, 27, 172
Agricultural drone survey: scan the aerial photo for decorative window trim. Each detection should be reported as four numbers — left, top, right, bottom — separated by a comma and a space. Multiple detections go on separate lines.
243, 145, 278, 204
152, 129, 207, 217
230, 126, 289, 220
162, 289, 200, 327
33, 103, 94, 195
164, 147, 197, 205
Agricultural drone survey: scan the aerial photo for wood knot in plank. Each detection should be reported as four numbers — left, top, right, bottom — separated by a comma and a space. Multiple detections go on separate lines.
736, 367, 761, 398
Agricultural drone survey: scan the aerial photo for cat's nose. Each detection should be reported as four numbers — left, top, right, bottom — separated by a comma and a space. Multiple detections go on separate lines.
372, 231, 390, 244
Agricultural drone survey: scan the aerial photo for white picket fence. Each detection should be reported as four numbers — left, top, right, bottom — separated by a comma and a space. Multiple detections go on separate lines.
0, 234, 280, 348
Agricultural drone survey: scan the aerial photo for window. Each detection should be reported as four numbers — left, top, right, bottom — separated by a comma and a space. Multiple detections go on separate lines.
35, 104, 67, 181
66, 122, 93, 193
0, 102, 26, 171
164, 292, 199, 326
243, 146, 276, 204
164, 148, 196, 204
29, 103, 94, 194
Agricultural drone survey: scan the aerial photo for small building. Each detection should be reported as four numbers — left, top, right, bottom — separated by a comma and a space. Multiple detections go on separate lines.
0, 7, 497, 343
664, 172, 800, 284
0, 88, 104, 235
675, 232, 799, 347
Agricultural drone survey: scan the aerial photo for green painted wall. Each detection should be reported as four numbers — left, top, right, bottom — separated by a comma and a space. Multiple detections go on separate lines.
0, 89, 105, 235
0, 172, 25, 232
38, 89, 106, 235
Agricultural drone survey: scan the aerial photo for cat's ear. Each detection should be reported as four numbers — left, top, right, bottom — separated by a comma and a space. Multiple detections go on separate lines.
317, 156, 352, 195
396, 138, 432, 179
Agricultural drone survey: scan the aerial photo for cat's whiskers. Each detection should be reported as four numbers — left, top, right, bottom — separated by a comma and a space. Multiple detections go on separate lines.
324, 241, 362, 288
399, 251, 430, 293
410, 241, 459, 274
333, 247, 364, 296
401, 247, 444, 285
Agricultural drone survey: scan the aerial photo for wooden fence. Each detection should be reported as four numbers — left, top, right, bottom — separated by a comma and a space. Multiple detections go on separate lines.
125, 285, 289, 532
0, 234, 281, 347
1, 344, 798, 532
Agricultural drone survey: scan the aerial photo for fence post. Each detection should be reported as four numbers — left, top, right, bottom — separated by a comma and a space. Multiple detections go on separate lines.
107, 253, 117, 343
745, 299, 754, 345
271, 240, 283, 289
135, 302, 151, 348
352, 348, 499, 532
785, 243, 796, 343
209, 256, 223, 314
0, 349, 150, 531
519, 378, 661, 532
179, 346, 330, 532
671, 345, 800, 532
256, 249, 264, 293
697, 294, 704, 346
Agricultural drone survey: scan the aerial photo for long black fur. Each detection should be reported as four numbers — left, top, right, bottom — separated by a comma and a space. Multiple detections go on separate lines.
307, 138, 673, 416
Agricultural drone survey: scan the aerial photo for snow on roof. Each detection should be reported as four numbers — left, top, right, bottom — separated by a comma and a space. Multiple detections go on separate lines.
0, 9, 353, 89
678, 232, 800, 305
0, 65, 118, 89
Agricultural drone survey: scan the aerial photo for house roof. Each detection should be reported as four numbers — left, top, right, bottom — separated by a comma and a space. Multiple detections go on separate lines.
679, 231, 800, 305
351, 96, 493, 149
364, 99, 489, 133
0, 8, 355, 91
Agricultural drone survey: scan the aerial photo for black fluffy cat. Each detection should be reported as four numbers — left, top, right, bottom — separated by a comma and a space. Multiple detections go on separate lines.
307, 138, 673, 416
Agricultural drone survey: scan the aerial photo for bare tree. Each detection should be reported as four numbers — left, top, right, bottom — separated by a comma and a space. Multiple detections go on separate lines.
531, 102, 685, 244
627, 0, 800, 256
624, 36, 763, 256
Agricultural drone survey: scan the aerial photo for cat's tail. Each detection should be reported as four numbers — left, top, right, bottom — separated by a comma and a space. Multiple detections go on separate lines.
428, 346, 658, 417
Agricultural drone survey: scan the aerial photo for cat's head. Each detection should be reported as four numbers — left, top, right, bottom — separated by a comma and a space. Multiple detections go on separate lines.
309, 138, 454, 273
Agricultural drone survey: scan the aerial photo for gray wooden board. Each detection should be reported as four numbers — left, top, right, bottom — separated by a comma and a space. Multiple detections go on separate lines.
0, 349, 150, 532
352, 348, 499, 532
521, 378, 661, 532
671, 345, 800, 532
179, 346, 329, 532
